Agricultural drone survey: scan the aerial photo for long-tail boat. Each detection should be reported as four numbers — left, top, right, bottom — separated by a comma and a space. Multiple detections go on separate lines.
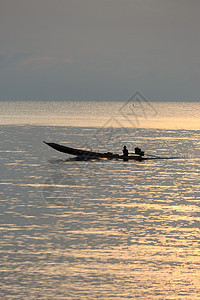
43, 141, 155, 161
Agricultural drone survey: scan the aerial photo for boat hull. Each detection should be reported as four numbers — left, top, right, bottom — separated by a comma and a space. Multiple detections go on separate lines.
43, 142, 145, 161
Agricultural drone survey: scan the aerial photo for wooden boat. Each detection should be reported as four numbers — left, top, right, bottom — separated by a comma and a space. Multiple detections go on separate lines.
43, 141, 147, 161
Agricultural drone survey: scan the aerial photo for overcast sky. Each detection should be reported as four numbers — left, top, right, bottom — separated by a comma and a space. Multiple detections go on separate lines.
0, 0, 199, 101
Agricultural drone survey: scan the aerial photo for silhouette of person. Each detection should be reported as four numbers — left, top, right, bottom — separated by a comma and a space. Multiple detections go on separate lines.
123, 145, 129, 156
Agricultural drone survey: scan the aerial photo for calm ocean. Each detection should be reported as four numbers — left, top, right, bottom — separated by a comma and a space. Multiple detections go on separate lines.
0, 100, 200, 299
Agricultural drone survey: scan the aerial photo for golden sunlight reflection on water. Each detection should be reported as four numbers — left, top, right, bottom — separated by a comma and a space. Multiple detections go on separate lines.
0, 102, 200, 299
0, 101, 200, 129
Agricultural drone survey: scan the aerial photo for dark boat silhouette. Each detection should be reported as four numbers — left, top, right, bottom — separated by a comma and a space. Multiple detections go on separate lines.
43, 141, 181, 161
43, 141, 147, 161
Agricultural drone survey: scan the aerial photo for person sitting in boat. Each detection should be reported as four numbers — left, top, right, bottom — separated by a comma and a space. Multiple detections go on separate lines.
123, 145, 129, 156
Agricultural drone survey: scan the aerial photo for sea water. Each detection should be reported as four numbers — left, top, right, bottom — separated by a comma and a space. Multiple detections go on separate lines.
0, 100, 200, 299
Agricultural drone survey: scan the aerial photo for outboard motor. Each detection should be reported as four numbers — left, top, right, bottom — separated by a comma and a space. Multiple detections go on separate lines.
135, 147, 141, 155
135, 147, 145, 156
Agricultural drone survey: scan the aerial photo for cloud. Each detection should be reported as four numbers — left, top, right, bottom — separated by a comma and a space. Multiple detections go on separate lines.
0, 52, 32, 67
21, 56, 53, 66
64, 58, 73, 64
0, 52, 54, 71
0, 1, 200, 100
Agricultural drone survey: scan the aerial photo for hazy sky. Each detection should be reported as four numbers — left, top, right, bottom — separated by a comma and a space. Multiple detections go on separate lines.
0, 0, 200, 101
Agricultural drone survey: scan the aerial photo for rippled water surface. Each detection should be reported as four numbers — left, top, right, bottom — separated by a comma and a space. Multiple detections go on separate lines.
0, 101, 200, 299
